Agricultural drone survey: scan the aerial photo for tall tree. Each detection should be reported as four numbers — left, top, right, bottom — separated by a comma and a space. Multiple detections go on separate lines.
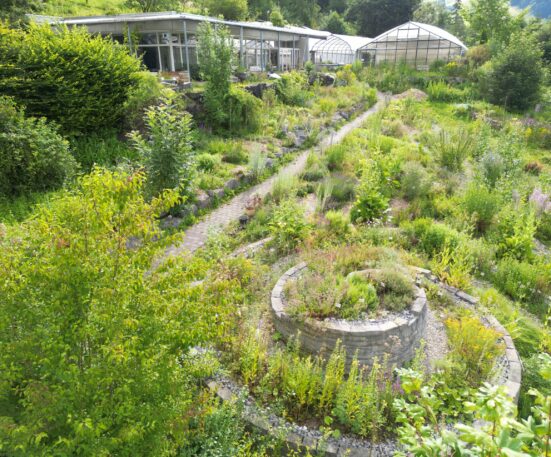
346, 0, 421, 37
200, 0, 248, 20
461, 0, 512, 44
322, 11, 354, 34
280, 0, 321, 27
124, 0, 183, 12
413, 0, 451, 28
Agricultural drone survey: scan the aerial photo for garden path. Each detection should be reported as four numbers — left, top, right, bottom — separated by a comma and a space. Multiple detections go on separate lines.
159, 93, 387, 264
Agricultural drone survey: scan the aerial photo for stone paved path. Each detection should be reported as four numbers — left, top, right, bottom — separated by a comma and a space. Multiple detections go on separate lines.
159, 94, 386, 264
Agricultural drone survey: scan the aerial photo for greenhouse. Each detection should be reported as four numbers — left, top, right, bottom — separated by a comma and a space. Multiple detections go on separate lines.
357, 21, 467, 67
310, 34, 372, 66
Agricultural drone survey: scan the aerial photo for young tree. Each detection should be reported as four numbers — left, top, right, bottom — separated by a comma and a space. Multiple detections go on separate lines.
482, 32, 544, 111
196, 22, 234, 127
129, 98, 195, 198
346, 0, 420, 37
269, 6, 285, 26
0, 169, 244, 455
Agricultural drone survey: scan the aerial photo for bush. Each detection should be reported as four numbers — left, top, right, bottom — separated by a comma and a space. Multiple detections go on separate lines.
446, 316, 504, 387
401, 162, 431, 201
463, 184, 500, 234
196, 153, 221, 172
129, 98, 195, 198
0, 24, 143, 134
493, 259, 550, 317
325, 210, 351, 237
71, 131, 137, 170
302, 153, 328, 182
0, 96, 76, 196
271, 173, 299, 204
426, 81, 467, 102
350, 161, 388, 224
275, 71, 312, 107
123, 71, 165, 131
324, 144, 347, 171
226, 86, 262, 134
478, 150, 505, 188
402, 218, 461, 258
268, 200, 310, 253
481, 32, 544, 111
220, 142, 248, 164
430, 129, 474, 172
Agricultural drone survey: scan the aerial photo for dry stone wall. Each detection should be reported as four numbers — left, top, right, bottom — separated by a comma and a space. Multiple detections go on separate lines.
271, 263, 428, 368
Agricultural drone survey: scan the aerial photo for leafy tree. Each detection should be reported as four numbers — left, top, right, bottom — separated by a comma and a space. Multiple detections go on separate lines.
129, 97, 196, 198
461, 0, 513, 45
0, 23, 143, 135
247, 0, 274, 20
0, 96, 76, 196
0, 0, 41, 26
322, 11, 354, 35
197, 22, 234, 127
269, 6, 285, 26
0, 168, 245, 455
201, 0, 248, 20
535, 19, 551, 65
413, 0, 451, 28
346, 0, 420, 37
280, 0, 321, 27
481, 32, 544, 111
124, 0, 183, 12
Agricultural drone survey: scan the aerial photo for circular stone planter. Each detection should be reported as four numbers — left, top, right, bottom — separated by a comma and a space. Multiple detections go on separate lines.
271, 262, 428, 368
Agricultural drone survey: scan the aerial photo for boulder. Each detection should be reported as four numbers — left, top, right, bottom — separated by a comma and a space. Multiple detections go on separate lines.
245, 82, 274, 99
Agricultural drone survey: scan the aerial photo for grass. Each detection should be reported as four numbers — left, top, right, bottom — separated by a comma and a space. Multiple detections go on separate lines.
41, 0, 130, 17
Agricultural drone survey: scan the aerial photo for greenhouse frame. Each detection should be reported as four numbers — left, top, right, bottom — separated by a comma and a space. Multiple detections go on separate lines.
310, 34, 372, 67
357, 21, 467, 68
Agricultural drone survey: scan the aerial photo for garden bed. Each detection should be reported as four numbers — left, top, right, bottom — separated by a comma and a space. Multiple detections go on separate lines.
271, 262, 428, 369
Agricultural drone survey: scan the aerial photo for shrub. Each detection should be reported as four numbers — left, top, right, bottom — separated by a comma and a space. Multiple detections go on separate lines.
226, 86, 262, 134
325, 210, 351, 237
463, 184, 500, 234
401, 218, 460, 258
268, 200, 310, 253
430, 129, 473, 172
123, 71, 165, 131
129, 98, 195, 198
350, 161, 388, 224
221, 143, 248, 164
426, 81, 466, 102
275, 71, 312, 107
196, 153, 221, 172
71, 131, 137, 170
0, 24, 143, 134
247, 150, 267, 182
494, 207, 537, 261
270, 172, 299, 204
324, 144, 347, 171
401, 162, 431, 201
329, 175, 356, 203
302, 153, 328, 182
478, 150, 505, 188
446, 316, 504, 387
493, 259, 550, 317
481, 32, 544, 111
0, 96, 76, 196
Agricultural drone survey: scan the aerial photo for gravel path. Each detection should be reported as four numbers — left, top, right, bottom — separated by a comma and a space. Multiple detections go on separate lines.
424, 305, 449, 371
155, 94, 386, 267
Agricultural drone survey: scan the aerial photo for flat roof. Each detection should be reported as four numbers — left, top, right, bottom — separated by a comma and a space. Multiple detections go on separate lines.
55, 11, 330, 39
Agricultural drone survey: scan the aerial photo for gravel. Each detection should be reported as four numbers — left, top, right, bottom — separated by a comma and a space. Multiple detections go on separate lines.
423, 305, 449, 372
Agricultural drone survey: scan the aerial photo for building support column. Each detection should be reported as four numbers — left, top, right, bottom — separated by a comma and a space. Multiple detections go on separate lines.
240, 26, 244, 68
183, 20, 191, 78
260, 30, 264, 70
277, 31, 281, 71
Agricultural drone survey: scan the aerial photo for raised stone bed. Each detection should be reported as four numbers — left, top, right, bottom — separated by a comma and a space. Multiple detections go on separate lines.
271, 263, 428, 368
412, 267, 522, 402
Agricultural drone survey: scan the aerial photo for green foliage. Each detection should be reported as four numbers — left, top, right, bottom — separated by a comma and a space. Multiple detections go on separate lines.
275, 72, 312, 107
446, 316, 505, 387
0, 96, 76, 196
129, 98, 195, 198
0, 169, 237, 455
321, 11, 353, 35
0, 0, 41, 25
202, 0, 248, 20
430, 129, 474, 172
71, 131, 137, 170
481, 32, 544, 111
401, 218, 461, 258
324, 210, 351, 237
345, 0, 420, 37
268, 200, 310, 253
196, 153, 222, 172
400, 162, 431, 201
493, 258, 551, 317
461, 0, 513, 45
302, 153, 328, 182
350, 160, 388, 223
122, 71, 165, 131
463, 184, 500, 234
197, 23, 234, 129
271, 172, 299, 204
0, 24, 142, 134
226, 86, 263, 134
395, 355, 551, 457
494, 207, 538, 261
124, 0, 182, 12
426, 80, 468, 102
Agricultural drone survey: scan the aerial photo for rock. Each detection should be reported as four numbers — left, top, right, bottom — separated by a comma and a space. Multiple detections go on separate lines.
224, 178, 240, 190
245, 82, 274, 99
209, 188, 225, 199
195, 192, 211, 209
239, 214, 249, 226
265, 158, 275, 169
268, 72, 282, 80
318, 72, 336, 86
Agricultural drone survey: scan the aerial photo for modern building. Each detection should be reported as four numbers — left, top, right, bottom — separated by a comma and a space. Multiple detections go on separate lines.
357, 21, 467, 68
310, 34, 373, 67
50, 12, 329, 74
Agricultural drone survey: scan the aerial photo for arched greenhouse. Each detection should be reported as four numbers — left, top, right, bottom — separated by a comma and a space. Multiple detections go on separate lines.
310, 34, 372, 67
357, 21, 467, 68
